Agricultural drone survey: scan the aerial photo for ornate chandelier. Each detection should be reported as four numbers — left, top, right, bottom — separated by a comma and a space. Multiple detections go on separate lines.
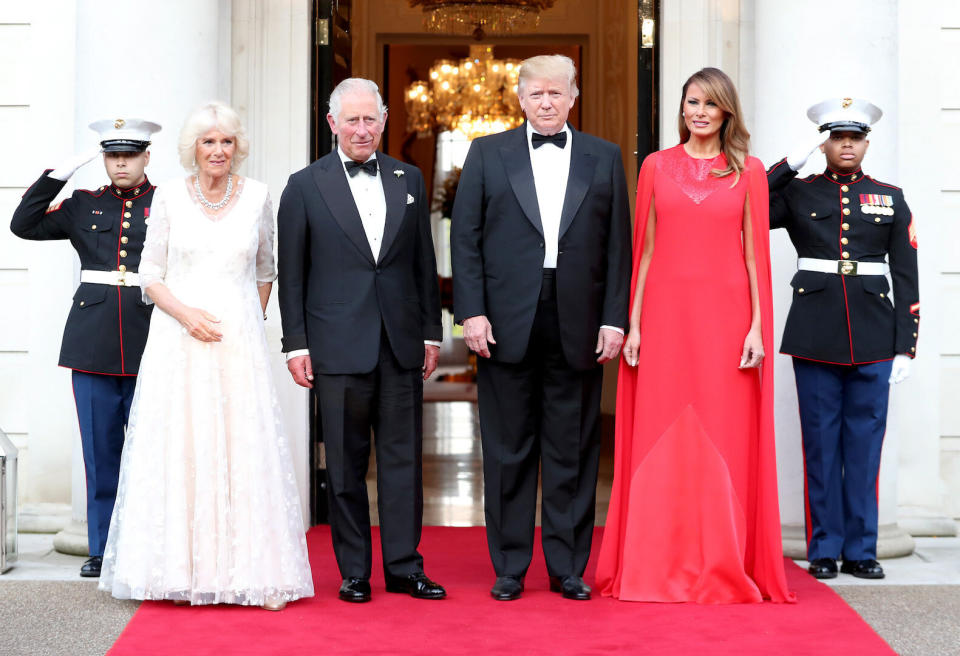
409, 0, 556, 40
405, 45, 524, 140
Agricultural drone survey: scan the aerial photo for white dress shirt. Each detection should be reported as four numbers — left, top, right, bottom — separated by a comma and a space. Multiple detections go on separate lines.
525, 123, 622, 337
339, 148, 387, 261
286, 148, 439, 361
527, 122, 571, 269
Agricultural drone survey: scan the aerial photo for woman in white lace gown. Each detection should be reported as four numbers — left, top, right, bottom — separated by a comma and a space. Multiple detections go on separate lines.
99, 102, 314, 610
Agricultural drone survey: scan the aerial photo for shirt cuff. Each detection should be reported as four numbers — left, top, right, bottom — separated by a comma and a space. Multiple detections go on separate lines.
600, 325, 624, 335
424, 340, 441, 348
285, 349, 310, 361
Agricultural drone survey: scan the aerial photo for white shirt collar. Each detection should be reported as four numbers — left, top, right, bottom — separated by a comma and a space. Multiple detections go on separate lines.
337, 146, 378, 166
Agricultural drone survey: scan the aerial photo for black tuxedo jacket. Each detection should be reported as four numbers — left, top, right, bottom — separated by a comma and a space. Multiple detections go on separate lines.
277, 151, 442, 374
451, 124, 632, 371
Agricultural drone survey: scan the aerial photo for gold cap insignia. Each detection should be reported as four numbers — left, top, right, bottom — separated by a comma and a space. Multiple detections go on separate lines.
114, 118, 126, 129
841, 98, 853, 109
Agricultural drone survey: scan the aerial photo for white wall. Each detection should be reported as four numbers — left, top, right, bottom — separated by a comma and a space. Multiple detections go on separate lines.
0, 1, 78, 507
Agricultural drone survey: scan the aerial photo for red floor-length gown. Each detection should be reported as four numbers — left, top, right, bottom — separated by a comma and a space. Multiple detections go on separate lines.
595, 145, 794, 603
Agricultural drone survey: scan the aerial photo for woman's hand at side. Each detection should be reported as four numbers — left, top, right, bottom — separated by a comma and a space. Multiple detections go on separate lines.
739, 327, 764, 368
622, 329, 641, 367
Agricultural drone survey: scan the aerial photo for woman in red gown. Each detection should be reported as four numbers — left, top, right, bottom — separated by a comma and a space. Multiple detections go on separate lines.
596, 68, 794, 603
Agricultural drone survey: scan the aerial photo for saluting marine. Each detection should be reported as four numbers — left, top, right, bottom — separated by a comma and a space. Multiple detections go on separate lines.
10, 118, 161, 577
768, 98, 919, 581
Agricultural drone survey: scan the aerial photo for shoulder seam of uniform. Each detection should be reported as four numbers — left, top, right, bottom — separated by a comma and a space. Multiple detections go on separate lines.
78, 187, 107, 197
866, 176, 902, 191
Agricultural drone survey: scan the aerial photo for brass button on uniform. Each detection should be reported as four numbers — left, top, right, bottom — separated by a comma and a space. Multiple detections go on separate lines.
875, 217, 881, 223
842, 222, 850, 230
80, 301, 85, 306
124, 211, 131, 218
125, 200, 133, 208
911, 346, 916, 352
841, 251, 850, 259
880, 293, 885, 298
810, 212, 817, 217
798, 288, 805, 294
913, 332, 918, 337
118, 264, 127, 272
843, 208, 851, 216
914, 318, 919, 324
120, 236, 128, 244
90, 224, 97, 230
841, 185, 849, 192
119, 250, 128, 258
841, 237, 849, 245
842, 197, 850, 204
122, 221, 131, 228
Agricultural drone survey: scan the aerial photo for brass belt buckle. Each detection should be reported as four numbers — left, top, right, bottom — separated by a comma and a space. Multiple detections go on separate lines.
117, 270, 127, 286
838, 260, 858, 276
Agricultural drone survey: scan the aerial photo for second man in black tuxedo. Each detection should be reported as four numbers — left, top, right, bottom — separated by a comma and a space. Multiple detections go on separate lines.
451, 55, 632, 601
277, 78, 445, 603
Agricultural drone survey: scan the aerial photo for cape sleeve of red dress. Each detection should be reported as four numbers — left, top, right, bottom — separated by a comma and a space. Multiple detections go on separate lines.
743, 156, 796, 602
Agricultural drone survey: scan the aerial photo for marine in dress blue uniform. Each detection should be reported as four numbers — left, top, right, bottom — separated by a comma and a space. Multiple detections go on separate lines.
767, 99, 919, 580
10, 118, 161, 576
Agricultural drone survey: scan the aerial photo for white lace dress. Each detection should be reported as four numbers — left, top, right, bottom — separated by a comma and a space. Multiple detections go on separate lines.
99, 177, 314, 605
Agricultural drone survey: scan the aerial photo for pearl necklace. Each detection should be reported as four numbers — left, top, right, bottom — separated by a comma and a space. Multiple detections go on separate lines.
194, 174, 233, 210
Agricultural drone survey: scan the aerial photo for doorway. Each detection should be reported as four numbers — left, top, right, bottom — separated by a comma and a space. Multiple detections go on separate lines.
307, 0, 659, 525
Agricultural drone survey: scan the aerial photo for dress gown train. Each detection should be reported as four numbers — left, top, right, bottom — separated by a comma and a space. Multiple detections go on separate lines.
595, 145, 794, 603
99, 178, 314, 605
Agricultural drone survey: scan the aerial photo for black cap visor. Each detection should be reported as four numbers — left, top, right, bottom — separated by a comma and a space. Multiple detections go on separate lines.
101, 139, 151, 153
818, 121, 870, 134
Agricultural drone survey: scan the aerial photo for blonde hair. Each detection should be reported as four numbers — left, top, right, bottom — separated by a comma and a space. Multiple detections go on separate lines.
518, 54, 579, 99
177, 101, 250, 173
678, 68, 749, 183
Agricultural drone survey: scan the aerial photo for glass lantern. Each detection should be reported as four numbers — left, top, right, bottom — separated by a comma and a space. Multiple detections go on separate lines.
0, 427, 18, 573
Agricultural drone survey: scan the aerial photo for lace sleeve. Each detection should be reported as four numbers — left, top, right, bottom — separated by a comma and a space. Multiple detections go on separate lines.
139, 186, 170, 304
256, 188, 277, 285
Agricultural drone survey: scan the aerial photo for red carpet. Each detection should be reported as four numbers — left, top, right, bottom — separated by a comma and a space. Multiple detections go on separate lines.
109, 527, 894, 655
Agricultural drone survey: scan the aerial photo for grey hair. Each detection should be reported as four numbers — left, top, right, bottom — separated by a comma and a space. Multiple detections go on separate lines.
177, 101, 249, 173
328, 78, 387, 124
517, 55, 580, 99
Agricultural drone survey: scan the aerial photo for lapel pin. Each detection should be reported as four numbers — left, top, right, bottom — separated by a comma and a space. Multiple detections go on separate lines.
393, 169, 404, 178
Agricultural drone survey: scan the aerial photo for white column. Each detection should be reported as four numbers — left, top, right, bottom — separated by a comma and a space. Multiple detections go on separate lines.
752, 0, 914, 558
55, 0, 233, 555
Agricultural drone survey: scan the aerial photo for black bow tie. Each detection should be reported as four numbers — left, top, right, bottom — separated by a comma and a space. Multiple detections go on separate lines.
345, 159, 378, 177
531, 131, 567, 149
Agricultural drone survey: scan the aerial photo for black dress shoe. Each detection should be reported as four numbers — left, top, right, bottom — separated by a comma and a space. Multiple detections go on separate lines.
339, 577, 372, 603
807, 558, 838, 579
490, 576, 524, 601
549, 575, 592, 600
384, 572, 446, 600
80, 556, 102, 578
841, 559, 885, 579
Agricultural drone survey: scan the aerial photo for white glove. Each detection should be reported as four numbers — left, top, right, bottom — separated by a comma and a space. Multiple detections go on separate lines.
786, 131, 831, 171
49, 147, 103, 181
889, 354, 912, 384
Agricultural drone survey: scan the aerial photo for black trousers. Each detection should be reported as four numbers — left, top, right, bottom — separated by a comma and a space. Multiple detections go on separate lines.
477, 270, 604, 578
315, 329, 425, 580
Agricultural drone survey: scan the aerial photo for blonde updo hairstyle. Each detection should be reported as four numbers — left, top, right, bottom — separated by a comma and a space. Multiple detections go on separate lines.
178, 101, 250, 173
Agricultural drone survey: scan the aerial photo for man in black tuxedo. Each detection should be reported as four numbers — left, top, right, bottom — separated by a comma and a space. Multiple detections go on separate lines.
277, 78, 445, 603
451, 55, 632, 601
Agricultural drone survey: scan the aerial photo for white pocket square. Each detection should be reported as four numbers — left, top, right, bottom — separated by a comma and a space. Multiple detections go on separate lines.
406, 193, 415, 205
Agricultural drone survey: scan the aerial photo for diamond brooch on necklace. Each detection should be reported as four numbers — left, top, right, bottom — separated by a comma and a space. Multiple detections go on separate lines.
195, 174, 233, 210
